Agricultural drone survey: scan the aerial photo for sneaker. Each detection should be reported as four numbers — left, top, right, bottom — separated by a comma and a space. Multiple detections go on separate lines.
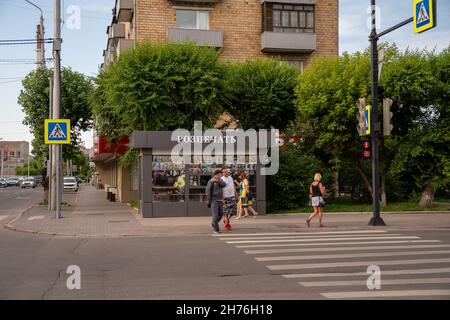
213, 230, 221, 234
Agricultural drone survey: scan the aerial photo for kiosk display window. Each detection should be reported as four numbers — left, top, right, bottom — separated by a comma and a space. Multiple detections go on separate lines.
188, 155, 257, 202
152, 156, 185, 202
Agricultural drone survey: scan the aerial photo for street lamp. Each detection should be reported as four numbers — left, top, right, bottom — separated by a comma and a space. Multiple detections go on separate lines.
25, 0, 46, 68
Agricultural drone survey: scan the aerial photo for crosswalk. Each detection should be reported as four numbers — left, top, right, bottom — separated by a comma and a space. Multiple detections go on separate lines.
213, 229, 450, 299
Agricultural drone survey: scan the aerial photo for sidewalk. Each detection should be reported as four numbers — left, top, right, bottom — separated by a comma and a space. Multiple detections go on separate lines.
4, 185, 450, 238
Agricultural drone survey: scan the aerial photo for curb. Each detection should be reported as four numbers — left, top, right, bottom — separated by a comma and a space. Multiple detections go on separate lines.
273, 211, 450, 216
4, 205, 33, 231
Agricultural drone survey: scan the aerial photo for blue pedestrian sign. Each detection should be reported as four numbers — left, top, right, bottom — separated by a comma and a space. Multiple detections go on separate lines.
45, 119, 71, 144
413, 0, 436, 34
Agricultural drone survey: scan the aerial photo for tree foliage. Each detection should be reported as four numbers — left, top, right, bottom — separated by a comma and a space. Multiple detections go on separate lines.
382, 47, 450, 204
224, 58, 299, 130
267, 144, 332, 211
18, 67, 94, 160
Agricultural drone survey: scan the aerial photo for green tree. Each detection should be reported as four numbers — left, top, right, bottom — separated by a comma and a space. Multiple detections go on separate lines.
267, 143, 332, 212
294, 50, 373, 193
382, 48, 450, 206
15, 158, 43, 176
92, 42, 225, 142
224, 58, 299, 130
18, 67, 94, 160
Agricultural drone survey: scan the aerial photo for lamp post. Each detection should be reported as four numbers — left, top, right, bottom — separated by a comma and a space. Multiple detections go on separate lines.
25, 0, 45, 68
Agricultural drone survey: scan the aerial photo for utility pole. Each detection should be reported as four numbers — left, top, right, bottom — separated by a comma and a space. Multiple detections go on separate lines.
52, 0, 62, 219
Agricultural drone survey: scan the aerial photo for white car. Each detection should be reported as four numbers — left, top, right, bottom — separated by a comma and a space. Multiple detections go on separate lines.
21, 177, 37, 188
63, 176, 78, 192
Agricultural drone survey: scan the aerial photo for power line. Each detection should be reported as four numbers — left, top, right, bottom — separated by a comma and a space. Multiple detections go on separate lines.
0, 38, 54, 46
0, 79, 24, 84
0, 76, 24, 80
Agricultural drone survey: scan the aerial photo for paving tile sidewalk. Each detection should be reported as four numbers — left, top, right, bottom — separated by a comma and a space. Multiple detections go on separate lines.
4, 185, 450, 238
5, 185, 148, 237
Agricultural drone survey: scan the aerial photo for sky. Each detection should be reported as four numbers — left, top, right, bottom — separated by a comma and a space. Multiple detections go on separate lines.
0, 0, 449, 154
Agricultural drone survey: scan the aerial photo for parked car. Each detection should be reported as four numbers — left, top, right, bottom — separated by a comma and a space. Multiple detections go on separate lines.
0, 178, 7, 188
34, 176, 43, 186
6, 177, 20, 186
63, 176, 78, 192
21, 177, 37, 188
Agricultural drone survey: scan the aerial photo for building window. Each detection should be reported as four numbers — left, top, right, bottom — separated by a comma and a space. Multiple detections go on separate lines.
176, 10, 209, 30
263, 3, 315, 33
286, 60, 304, 73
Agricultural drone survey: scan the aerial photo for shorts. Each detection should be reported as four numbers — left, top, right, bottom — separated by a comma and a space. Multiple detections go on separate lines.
239, 196, 248, 208
311, 196, 325, 207
223, 197, 237, 216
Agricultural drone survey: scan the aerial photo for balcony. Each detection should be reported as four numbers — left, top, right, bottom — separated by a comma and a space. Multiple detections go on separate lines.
115, 0, 133, 22
167, 28, 223, 48
261, 31, 316, 53
117, 38, 134, 56
108, 23, 126, 39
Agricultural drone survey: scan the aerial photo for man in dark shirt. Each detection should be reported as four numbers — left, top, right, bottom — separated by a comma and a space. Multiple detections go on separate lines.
206, 169, 226, 234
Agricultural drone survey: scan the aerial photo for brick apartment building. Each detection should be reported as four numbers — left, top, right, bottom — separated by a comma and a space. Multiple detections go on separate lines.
102, 0, 338, 68
94, 0, 339, 205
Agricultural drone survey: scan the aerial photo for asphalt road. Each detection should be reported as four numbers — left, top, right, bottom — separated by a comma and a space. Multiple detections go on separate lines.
1, 187, 450, 300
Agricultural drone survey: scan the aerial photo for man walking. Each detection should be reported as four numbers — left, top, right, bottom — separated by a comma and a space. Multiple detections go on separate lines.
206, 169, 226, 234
221, 168, 237, 230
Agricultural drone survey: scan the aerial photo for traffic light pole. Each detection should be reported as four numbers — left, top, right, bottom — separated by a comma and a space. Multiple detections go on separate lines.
368, 0, 413, 226
368, 1, 384, 226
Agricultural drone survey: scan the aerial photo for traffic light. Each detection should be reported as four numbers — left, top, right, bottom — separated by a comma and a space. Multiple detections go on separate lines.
362, 139, 371, 159
356, 98, 366, 136
383, 98, 393, 136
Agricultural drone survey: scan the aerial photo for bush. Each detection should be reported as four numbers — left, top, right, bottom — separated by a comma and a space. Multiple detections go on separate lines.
92, 42, 226, 141
267, 144, 332, 212
224, 58, 299, 130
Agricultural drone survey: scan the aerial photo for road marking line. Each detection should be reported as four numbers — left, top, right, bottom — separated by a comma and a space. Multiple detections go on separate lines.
267, 258, 450, 271
220, 234, 404, 241
282, 267, 450, 279
256, 250, 450, 262
227, 236, 421, 244
213, 230, 388, 237
236, 240, 440, 248
300, 278, 450, 287
245, 244, 450, 255
27, 215, 45, 221
321, 289, 450, 299
0, 215, 8, 221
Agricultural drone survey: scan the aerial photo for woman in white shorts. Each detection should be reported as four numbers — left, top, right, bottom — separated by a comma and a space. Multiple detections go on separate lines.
306, 173, 326, 227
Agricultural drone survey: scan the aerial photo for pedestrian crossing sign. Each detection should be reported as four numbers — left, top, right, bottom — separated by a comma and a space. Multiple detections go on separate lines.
44, 119, 71, 144
413, 0, 436, 34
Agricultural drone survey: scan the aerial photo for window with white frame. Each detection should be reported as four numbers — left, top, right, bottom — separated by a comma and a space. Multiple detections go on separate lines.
176, 10, 209, 30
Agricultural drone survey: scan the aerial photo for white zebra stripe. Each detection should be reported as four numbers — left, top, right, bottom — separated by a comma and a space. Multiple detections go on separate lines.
267, 258, 450, 271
